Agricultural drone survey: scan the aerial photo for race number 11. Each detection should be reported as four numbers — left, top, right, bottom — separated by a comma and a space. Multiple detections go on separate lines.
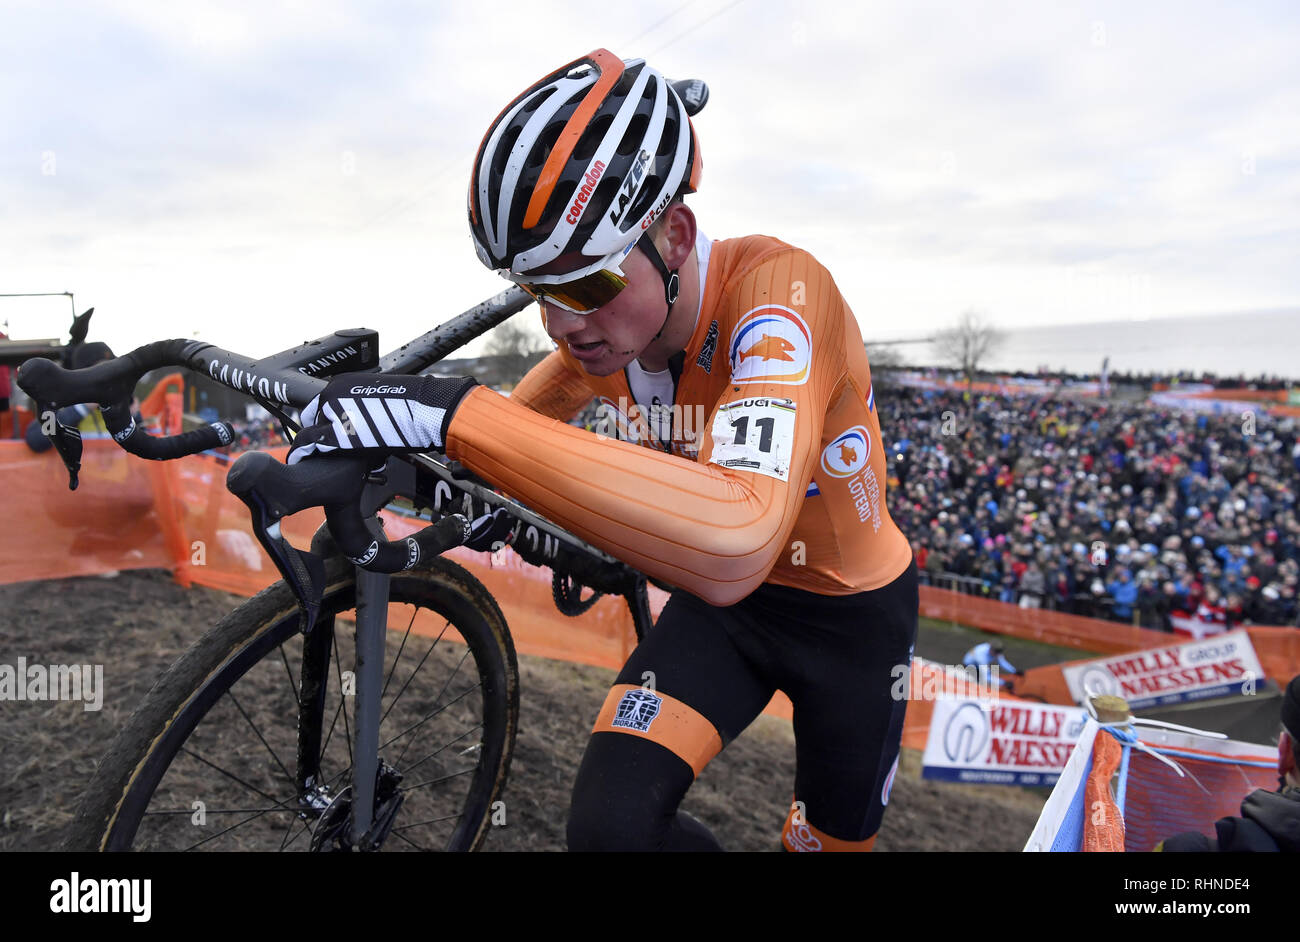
708, 397, 797, 482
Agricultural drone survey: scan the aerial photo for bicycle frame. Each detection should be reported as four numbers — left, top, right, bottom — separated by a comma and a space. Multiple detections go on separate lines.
24, 284, 655, 848
189, 286, 647, 846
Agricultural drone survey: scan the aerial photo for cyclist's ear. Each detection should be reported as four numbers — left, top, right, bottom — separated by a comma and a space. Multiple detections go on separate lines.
653, 201, 696, 269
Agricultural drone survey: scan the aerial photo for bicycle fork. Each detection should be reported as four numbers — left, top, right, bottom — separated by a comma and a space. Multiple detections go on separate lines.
292, 563, 396, 850
348, 565, 389, 846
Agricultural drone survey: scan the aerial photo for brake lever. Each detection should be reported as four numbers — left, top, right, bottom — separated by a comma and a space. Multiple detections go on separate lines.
239, 485, 329, 635
36, 401, 85, 490
226, 452, 362, 635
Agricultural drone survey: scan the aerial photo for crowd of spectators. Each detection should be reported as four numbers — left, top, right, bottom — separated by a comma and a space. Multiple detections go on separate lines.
881, 381, 1300, 630
989, 368, 1296, 392
226, 415, 283, 451
207, 367, 1300, 632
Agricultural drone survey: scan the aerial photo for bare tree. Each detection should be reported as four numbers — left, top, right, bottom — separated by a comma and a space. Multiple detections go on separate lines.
864, 343, 906, 388
932, 309, 1002, 391
483, 317, 552, 386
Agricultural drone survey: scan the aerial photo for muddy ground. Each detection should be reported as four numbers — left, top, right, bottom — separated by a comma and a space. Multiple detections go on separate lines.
0, 568, 1050, 852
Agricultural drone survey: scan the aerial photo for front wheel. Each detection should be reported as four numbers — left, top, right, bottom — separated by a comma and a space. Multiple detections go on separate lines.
66, 555, 518, 851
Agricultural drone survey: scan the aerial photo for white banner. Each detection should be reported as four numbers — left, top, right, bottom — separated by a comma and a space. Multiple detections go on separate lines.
1061, 630, 1263, 709
922, 698, 1088, 787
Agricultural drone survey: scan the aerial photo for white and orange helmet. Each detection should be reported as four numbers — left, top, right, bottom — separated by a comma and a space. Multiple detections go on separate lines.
468, 49, 703, 289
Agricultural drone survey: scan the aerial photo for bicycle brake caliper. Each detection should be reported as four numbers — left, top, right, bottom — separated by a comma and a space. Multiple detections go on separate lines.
360, 763, 405, 852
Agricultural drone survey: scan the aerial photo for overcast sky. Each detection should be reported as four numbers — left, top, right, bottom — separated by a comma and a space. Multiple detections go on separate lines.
2, 0, 1296, 359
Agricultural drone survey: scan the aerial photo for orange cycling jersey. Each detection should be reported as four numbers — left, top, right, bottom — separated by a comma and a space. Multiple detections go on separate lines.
445, 234, 913, 606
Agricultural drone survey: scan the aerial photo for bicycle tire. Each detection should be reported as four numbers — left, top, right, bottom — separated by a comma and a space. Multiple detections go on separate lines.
65, 555, 518, 851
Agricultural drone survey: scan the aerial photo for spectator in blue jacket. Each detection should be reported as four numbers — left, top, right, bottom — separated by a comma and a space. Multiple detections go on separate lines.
1107, 568, 1140, 621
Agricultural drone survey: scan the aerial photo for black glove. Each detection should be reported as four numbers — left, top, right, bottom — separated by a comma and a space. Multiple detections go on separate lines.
287, 372, 477, 466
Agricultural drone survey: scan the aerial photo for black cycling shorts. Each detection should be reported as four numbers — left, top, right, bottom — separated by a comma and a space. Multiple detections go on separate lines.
567, 558, 919, 851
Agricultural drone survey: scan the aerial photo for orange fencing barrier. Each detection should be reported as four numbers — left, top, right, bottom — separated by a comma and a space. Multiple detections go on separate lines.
0, 441, 174, 583
1243, 627, 1300, 686
919, 586, 1172, 654
921, 588, 1300, 705
1, 406, 34, 440
1016, 665, 1075, 706
139, 373, 185, 436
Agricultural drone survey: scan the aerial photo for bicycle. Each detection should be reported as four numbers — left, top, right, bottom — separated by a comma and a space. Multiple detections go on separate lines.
17, 287, 659, 851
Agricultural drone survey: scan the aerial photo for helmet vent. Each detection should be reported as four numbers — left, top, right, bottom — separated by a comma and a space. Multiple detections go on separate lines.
493, 124, 522, 179
613, 68, 637, 97
592, 175, 621, 219
617, 112, 649, 157
573, 112, 613, 162
658, 118, 678, 157
489, 123, 523, 224
539, 179, 578, 230
535, 120, 565, 160
521, 86, 555, 114
627, 173, 662, 228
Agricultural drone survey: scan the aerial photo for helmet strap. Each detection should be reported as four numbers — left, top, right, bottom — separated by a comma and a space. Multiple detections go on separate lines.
638, 235, 680, 341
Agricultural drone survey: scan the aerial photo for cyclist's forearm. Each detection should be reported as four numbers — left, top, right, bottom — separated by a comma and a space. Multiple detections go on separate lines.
446, 386, 808, 606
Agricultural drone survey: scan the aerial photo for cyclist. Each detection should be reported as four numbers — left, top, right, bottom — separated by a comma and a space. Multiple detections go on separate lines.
290, 49, 918, 851
962, 639, 1019, 691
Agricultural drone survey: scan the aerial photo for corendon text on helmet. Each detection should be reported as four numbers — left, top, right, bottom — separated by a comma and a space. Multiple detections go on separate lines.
566, 161, 608, 225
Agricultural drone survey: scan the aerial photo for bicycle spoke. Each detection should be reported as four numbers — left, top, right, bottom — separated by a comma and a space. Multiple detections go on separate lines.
147, 780, 311, 851
392, 812, 462, 831
380, 619, 451, 728
281, 816, 314, 852
389, 646, 470, 763
278, 643, 299, 704
226, 691, 295, 789
389, 828, 429, 852
184, 803, 303, 851
278, 799, 320, 852
331, 631, 354, 767
143, 807, 302, 815
399, 766, 477, 793
164, 745, 286, 808
379, 605, 419, 705
401, 724, 483, 777
319, 695, 347, 764
97, 563, 516, 853
388, 680, 479, 763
